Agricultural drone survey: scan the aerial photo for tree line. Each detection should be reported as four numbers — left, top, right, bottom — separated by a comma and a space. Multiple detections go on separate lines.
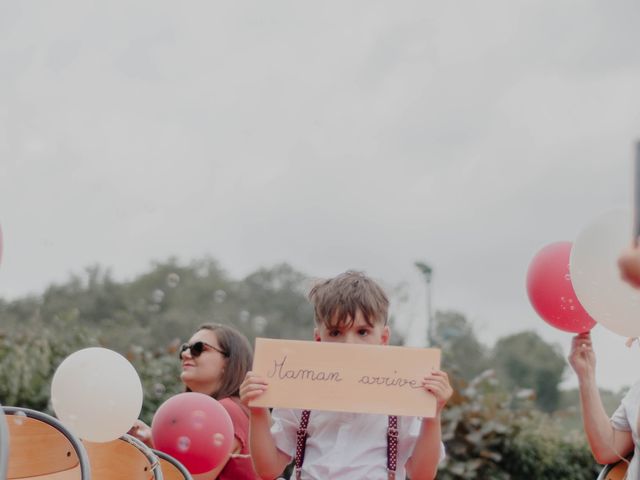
0, 257, 626, 478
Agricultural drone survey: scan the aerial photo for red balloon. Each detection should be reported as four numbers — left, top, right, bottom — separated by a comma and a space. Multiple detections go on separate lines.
526, 241, 596, 333
151, 392, 234, 474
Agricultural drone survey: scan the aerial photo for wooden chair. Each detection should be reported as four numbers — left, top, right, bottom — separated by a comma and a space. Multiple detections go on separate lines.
599, 457, 631, 480
83, 434, 163, 480
3, 406, 91, 479
153, 450, 193, 480
0, 404, 9, 479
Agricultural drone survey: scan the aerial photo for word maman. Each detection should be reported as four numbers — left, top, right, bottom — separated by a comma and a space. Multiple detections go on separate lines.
267, 356, 343, 382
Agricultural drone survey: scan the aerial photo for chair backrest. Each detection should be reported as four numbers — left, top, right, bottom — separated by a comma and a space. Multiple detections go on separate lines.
3, 406, 90, 480
599, 457, 630, 480
83, 434, 163, 480
153, 449, 193, 480
0, 404, 8, 479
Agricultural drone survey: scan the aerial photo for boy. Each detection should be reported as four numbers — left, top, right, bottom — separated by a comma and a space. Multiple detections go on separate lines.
240, 270, 452, 480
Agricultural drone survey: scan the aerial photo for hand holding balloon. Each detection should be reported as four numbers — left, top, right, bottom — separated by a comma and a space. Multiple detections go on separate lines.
128, 419, 153, 448
567, 332, 596, 381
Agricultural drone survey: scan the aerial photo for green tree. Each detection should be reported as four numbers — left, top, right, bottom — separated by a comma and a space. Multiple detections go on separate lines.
237, 263, 314, 343
432, 310, 489, 381
491, 331, 566, 412
0, 310, 97, 412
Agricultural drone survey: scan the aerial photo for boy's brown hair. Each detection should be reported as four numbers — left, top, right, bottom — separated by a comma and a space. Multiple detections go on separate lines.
308, 270, 389, 329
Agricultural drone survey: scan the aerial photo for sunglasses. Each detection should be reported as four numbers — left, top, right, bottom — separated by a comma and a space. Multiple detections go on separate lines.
179, 341, 228, 359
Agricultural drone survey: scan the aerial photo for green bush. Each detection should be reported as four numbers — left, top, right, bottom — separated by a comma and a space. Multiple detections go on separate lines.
438, 370, 601, 479
128, 343, 183, 424
0, 310, 97, 412
503, 425, 600, 479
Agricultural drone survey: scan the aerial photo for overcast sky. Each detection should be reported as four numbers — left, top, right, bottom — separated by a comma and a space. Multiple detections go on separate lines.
2, 1, 640, 391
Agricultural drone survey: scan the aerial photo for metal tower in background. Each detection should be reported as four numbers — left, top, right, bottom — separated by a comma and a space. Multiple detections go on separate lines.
414, 261, 433, 347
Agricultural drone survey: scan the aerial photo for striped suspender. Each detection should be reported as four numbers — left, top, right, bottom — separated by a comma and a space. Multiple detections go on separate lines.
294, 411, 398, 480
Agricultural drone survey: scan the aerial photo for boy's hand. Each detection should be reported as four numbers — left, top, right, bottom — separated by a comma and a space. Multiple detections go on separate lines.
422, 369, 452, 414
239, 371, 269, 410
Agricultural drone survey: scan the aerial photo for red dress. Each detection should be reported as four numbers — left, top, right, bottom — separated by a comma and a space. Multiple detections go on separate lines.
218, 397, 260, 480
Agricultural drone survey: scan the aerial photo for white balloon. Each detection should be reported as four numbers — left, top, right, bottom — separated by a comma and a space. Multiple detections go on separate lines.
51, 347, 143, 442
570, 209, 640, 337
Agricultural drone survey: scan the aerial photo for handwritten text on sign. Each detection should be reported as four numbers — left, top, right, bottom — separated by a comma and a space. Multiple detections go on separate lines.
250, 338, 441, 417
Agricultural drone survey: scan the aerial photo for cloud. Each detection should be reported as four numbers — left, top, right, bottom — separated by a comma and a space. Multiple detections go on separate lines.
2, 0, 640, 389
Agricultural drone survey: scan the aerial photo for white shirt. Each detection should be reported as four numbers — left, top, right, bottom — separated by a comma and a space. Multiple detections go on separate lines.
271, 408, 445, 480
609, 380, 640, 479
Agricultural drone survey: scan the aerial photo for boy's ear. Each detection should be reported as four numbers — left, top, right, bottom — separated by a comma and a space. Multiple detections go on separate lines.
314, 327, 321, 342
381, 326, 390, 345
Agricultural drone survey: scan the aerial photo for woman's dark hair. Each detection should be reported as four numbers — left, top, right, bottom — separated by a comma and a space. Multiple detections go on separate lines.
189, 323, 253, 400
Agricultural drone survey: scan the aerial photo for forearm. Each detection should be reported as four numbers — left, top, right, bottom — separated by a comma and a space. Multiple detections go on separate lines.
405, 416, 441, 480
248, 409, 287, 479
578, 376, 631, 464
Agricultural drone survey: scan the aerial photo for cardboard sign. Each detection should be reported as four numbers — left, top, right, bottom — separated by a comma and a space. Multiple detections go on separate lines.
250, 338, 441, 417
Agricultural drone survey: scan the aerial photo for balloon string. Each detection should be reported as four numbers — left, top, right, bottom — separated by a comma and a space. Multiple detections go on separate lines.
230, 453, 252, 459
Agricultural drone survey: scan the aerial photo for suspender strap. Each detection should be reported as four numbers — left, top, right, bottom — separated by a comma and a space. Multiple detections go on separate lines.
387, 415, 398, 479
295, 410, 311, 480
294, 411, 399, 479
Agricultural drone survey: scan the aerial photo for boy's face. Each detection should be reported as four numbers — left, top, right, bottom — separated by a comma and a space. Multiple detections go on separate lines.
314, 309, 390, 345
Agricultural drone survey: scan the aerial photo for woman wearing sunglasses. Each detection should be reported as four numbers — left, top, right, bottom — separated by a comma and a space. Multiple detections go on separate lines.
129, 323, 259, 479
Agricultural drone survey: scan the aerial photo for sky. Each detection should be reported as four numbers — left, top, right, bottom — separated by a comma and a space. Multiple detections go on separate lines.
1, 1, 640, 390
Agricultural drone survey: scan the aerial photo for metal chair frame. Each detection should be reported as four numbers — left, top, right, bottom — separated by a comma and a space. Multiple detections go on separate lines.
597, 455, 631, 480
122, 434, 164, 480
0, 404, 9, 480
153, 449, 193, 480
2, 405, 91, 480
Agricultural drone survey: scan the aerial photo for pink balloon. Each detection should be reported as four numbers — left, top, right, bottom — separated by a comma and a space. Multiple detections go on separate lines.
151, 392, 234, 474
526, 241, 596, 333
